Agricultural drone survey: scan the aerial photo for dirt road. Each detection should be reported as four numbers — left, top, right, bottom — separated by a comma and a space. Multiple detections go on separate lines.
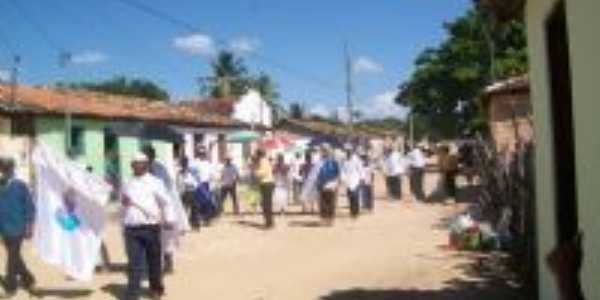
1, 174, 523, 300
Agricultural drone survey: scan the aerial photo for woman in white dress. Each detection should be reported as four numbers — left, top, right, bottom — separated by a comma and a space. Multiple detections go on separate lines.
272, 154, 290, 215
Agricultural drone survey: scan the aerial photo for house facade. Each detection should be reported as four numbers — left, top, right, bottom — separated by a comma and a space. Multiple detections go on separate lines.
482, 75, 534, 153
520, 0, 600, 298
0, 84, 245, 184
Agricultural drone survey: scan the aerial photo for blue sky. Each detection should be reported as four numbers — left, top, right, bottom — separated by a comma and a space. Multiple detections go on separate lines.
0, 0, 471, 119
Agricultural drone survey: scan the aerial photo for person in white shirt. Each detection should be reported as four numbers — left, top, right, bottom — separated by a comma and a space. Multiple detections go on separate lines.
142, 146, 190, 275
408, 146, 427, 201
360, 153, 375, 211
342, 148, 363, 218
290, 153, 304, 204
121, 153, 175, 300
382, 147, 406, 201
219, 157, 240, 215
188, 146, 218, 229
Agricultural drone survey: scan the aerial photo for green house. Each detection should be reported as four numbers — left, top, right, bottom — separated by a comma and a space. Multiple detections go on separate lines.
0, 84, 243, 184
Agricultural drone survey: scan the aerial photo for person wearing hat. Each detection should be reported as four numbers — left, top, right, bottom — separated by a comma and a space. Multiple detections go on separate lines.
359, 151, 375, 212
120, 153, 175, 300
0, 156, 36, 297
315, 144, 340, 226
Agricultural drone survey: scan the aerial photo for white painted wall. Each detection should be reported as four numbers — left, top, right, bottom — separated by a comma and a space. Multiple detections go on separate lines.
232, 89, 272, 128
526, 1, 561, 299
565, 1, 600, 298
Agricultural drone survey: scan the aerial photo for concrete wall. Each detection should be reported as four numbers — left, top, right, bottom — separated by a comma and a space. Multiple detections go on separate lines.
526, 0, 561, 299
488, 92, 534, 152
35, 117, 106, 177
117, 136, 140, 181
527, 0, 600, 298
565, 1, 600, 298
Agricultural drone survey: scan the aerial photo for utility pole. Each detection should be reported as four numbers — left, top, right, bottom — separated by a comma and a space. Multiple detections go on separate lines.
59, 51, 72, 153
344, 41, 354, 135
10, 55, 20, 110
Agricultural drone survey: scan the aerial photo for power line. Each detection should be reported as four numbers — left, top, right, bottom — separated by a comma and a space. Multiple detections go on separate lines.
6, 0, 63, 52
111, 0, 344, 94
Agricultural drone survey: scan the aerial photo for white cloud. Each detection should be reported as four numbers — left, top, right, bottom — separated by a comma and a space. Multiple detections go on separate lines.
359, 90, 409, 120
70, 51, 108, 65
173, 33, 216, 56
0, 69, 9, 82
229, 37, 261, 55
353, 56, 383, 74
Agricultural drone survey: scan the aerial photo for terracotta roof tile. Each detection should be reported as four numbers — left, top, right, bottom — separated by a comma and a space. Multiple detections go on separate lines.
0, 84, 246, 128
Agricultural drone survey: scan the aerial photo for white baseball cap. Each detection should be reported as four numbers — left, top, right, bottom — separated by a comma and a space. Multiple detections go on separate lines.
131, 152, 149, 163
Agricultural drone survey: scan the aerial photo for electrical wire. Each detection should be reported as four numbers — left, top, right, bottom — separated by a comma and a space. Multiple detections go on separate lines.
111, 0, 344, 94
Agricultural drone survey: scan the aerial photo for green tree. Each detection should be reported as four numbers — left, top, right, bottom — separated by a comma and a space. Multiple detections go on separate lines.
250, 72, 279, 103
289, 102, 305, 119
209, 50, 250, 98
396, 5, 527, 137
58, 76, 169, 101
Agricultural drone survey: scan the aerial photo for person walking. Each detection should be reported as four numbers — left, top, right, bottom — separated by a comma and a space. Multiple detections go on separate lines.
316, 145, 340, 226
219, 158, 240, 215
408, 146, 427, 202
272, 154, 290, 215
253, 149, 275, 228
342, 148, 362, 218
189, 146, 218, 228
299, 151, 317, 213
382, 146, 405, 201
439, 145, 459, 199
360, 152, 375, 212
121, 153, 175, 300
290, 153, 303, 204
0, 157, 36, 298
142, 146, 189, 275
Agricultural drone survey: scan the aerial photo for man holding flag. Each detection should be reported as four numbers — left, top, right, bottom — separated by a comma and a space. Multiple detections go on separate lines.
0, 156, 36, 298
121, 152, 175, 300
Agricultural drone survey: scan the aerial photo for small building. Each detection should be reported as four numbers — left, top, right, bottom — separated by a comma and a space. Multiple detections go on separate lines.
176, 89, 272, 167
481, 75, 534, 153
0, 84, 246, 183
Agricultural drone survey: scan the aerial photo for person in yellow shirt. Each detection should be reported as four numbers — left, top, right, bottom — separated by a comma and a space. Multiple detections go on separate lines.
253, 149, 275, 229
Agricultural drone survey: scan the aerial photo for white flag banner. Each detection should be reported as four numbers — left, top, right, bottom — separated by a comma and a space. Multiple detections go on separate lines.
32, 144, 112, 281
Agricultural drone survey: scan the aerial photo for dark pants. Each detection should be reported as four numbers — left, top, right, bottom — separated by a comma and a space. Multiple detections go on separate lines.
260, 183, 275, 228
386, 176, 402, 200
319, 190, 337, 221
2, 236, 34, 293
220, 184, 239, 215
347, 188, 360, 218
410, 168, 425, 201
445, 171, 457, 198
361, 184, 374, 211
124, 225, 163, 300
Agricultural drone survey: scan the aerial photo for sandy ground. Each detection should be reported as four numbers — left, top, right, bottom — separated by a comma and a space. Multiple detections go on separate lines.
0, 173, 524, 300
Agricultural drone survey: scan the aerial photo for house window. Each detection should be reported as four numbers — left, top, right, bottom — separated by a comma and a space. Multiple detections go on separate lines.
69, 126, 85, 157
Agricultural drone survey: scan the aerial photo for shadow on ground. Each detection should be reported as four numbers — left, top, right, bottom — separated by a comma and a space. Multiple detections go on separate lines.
320, 253, 525, 300
30, 288, 93, 298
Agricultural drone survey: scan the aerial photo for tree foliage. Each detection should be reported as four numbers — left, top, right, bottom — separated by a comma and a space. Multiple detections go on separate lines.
396, 5, 528, 137
57, 76, 169, 101
207, 50, 279, 103
289, 102, 305, 119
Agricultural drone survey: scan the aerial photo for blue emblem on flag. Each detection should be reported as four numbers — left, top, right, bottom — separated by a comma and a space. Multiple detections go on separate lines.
56, 190, 81, 232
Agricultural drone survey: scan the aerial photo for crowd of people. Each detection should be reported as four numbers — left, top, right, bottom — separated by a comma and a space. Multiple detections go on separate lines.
0, 141, 463, 300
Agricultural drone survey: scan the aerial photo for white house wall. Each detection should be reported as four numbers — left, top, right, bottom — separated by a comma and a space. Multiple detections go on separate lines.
565, 1, 600, 298
526, 0, 561, 299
